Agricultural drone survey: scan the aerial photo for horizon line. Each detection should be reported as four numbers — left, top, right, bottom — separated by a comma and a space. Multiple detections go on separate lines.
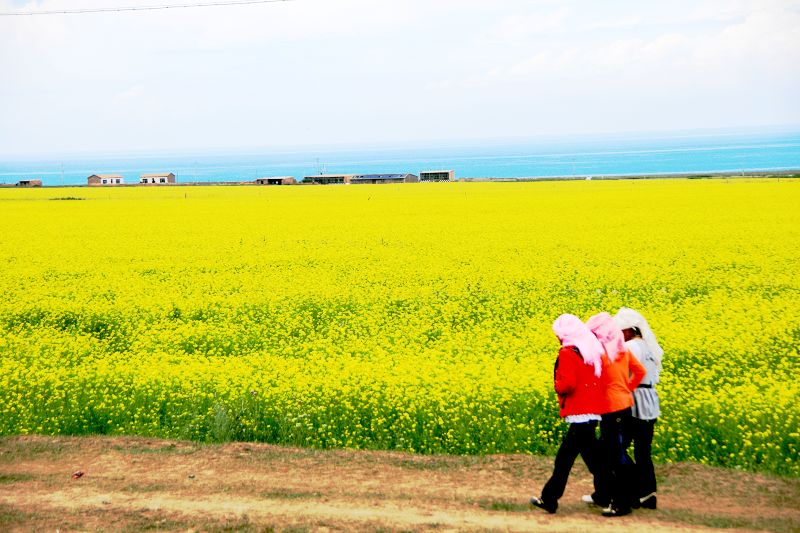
2, 124, 799, 161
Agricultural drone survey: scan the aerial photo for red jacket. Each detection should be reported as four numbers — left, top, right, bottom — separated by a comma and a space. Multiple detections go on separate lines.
600, 350, 646, 414
554, 346, 605, 418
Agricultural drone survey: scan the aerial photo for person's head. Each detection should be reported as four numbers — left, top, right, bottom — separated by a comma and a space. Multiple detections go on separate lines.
552, 313, 604, 377
552, 314, 586, 346
613, 306, 664, 365
586, 312, 626, 361
621, 326, 642, 342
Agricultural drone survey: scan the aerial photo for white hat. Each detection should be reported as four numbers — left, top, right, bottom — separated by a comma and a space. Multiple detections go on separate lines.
614, 307, 663, 366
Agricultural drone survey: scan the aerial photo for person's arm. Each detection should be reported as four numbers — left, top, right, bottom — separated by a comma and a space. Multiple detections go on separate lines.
554, 348, 578, 395
627, 351, 646, 390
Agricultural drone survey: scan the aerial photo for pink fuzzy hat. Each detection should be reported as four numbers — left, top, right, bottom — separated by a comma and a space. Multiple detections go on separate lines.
586, 312, 627, 362
552, 313, 604, 377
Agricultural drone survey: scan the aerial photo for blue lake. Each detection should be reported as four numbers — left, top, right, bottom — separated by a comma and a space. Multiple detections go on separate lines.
2, 130, 799, 186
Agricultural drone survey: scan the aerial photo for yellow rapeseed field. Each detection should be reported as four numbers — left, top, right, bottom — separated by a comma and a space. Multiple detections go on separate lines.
0, 179, 797, 475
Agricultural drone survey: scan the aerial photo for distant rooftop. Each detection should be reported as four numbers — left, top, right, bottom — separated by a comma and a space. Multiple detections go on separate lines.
351, 174, 414, 180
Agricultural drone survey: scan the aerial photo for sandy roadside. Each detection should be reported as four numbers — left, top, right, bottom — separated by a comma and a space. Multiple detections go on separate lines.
0, 436, 797, 532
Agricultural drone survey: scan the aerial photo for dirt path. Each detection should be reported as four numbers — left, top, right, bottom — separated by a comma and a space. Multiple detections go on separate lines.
0, 436, 797, 532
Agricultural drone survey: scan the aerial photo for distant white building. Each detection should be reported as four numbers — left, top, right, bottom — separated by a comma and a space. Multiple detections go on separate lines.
140, 173, 176, 184
88, 174, 124, 186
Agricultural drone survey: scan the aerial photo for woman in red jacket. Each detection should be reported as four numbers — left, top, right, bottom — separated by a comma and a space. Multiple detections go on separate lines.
530, 314, 609, 514
586, 312, 646, 517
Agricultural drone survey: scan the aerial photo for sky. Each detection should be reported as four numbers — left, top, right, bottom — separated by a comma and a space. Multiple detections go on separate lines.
1, 0, 799, 156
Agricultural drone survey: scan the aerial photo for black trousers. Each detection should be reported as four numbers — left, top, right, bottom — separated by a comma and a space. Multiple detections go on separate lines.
623, 417, 657, 499
599, 408, 635, 510
541, 420, 607, 505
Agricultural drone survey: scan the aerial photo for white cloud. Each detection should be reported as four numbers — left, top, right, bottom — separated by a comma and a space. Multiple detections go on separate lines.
481, 3, 800, 83
0, 0, 798, 155
113, 84, 144, 103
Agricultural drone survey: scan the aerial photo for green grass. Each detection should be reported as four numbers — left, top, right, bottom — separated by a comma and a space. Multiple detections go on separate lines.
0, 439, 66, 462
0, 473, 35, 484
476, 499, 531, 512
261, 490, 322, 500
656, 508, 797, 533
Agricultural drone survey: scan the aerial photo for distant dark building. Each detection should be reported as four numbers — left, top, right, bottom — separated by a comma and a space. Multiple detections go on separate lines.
350, 173, 419, 184
419, 170, 454, 182
16, 179, 42, 187
255, 176, 297, 185
303, 174, 353, 185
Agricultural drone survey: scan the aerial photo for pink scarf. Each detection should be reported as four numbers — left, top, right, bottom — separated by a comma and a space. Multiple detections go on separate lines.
586, 312, 627, 362
552, 314, 604, 377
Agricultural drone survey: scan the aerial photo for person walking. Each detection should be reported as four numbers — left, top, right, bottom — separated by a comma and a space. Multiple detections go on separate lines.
585, 312, 645, 517
614, 307, 663, 510
530, 314, 609, 514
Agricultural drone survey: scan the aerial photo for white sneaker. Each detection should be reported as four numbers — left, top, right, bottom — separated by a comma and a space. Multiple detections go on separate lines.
581, 495, 597, 505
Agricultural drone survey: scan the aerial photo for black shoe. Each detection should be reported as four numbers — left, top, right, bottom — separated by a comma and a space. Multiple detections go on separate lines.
530, 496, 557, 514
602, 505, 632, 517
640, 493, 657, 509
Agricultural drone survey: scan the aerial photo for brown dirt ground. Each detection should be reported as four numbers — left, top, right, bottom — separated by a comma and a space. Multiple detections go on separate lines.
0, 436, 797, 532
